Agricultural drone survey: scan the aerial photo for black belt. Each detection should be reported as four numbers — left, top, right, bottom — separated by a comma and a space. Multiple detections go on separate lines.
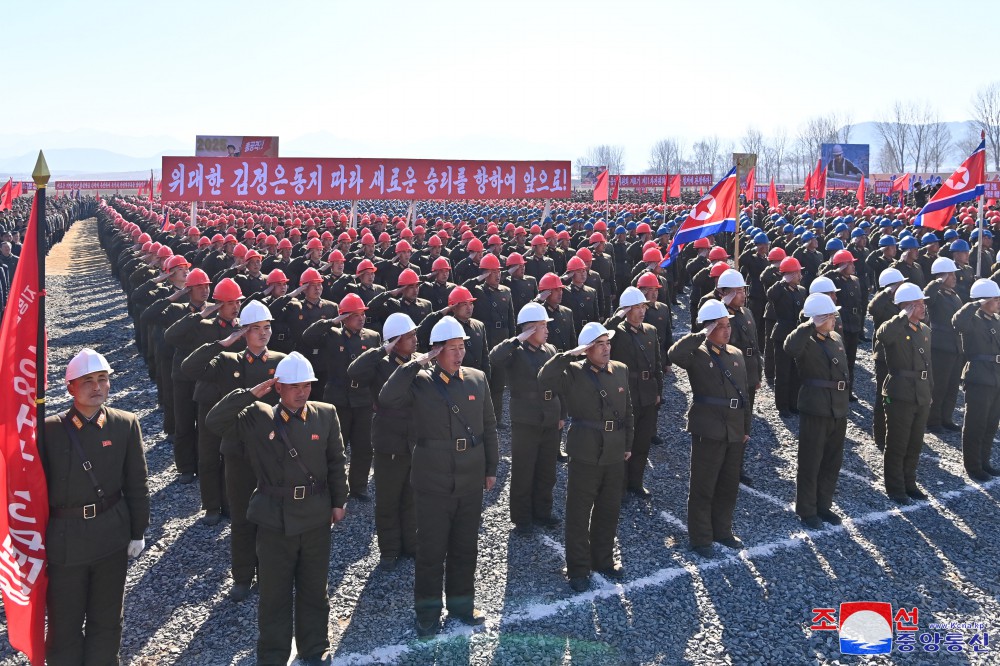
969, 354, 1000, 363
519, 389, 554, 401
802, 378, 847, 391
258, 482, 328, 500
894, 369, 928, 380
417, 437, 480, 451
573, 418, 624, 432
693, 395, 744, 409
743, 346, 755, 357
631, 370, 653, 381
49, 494, 121, 520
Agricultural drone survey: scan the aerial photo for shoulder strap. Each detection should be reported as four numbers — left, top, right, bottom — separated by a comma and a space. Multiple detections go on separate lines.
625, 325, 654, 369
704, 346, 748, 404
59, 411, 107, 502
431, 372, 478, 443
272, 411, 319, 486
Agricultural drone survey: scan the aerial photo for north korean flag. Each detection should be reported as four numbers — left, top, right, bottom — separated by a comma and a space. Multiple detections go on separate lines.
913, 140, 985, 230
661, 167, 737, 267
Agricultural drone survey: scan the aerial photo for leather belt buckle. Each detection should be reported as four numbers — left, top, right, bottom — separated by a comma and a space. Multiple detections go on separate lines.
920, 370, 928, 380
495, 321, 503, 329
293, 486, 306, 500
83, 504, 97, 520
543, 390, 553, 400
745, 347, 753, 356
312, 349, 319, 356
350, 380, 359, 389
836, 381, 846, 391
604, 420, 615, 431
730, 398, 740, 409
456, 438, 467, 451
641, 370, 650, 380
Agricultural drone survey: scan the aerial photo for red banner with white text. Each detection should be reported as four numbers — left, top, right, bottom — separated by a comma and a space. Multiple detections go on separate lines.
611, 173, 713, 189
161, 157, 572, 202
0, 193, 48, 665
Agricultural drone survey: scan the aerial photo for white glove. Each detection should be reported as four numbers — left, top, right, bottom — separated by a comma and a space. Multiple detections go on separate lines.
127, 539, 145, 559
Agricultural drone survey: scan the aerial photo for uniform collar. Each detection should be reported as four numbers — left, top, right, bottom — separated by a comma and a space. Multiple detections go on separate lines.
706, 341, 726, 355
586, 360, 611, 374
245, 349, 268, 364
69, 405, 107, 430
389, 351, 409, 366
217, 318, 234, 328
278, 404, 307, 422
435, 364, 464, 383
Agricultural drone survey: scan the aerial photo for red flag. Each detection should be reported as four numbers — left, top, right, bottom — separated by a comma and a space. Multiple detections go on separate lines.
856, 176, 866, 206
913, 141, 986, 230
662, 173, 670, 203
0, 179, 11, 211
699, 186, 705, 197
742, 167, 756, 202
148, 171, 155, 203
593, 169, 609, 202
813, 159, 827, 199
0, 191, 49, 666
889, 173, 910, 194
767, 177, 779, 209
11, 181, 23, 199
611, 176, 619, 201
669, 175, 680, 198
804, 171, 812, 200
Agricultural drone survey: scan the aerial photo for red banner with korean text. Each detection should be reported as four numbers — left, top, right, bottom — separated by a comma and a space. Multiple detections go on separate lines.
611, 174, 713, 189
54, 180, 146, 191
0, 193, 48, 665
161, 157, 572, 202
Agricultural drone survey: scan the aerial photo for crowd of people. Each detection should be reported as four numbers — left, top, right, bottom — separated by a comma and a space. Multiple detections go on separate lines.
41, 189, 1000, 665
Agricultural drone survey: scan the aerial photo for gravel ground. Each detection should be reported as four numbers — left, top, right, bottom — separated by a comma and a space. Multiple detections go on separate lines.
2, 218, 999, 665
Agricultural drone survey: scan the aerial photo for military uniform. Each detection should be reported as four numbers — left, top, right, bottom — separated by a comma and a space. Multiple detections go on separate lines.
365, 290, 432, 333
490, 337, 563, 528
924, 278, 963, 430
42, 406, 150, 666
876, 312, 933, 499
379, 361, 499, 626
544, 301, 577, 353
186, 342, 286, 588
668, 331, 750, 549
272, 296, 338, 390
869, 287, 900, 450
893, 258, 927, 289
563, 283, 600, 334
784, 323, 849, 519
505, 273, 538, 313
417, 310, 491, 372
418, 279, 457, 312
825, 269, 864, 395
760, 263, 782, 383
466, 281, 516, 420
767, 279, 806, 414
953, 304, 1000, 477
206, 390, 348, 666
539, 352, 632, 579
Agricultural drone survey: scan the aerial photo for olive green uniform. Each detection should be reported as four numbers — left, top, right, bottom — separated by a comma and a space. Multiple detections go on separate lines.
206, 390, 348, 666
668, 332, 750, 548
953, 303, 1000, 476
876, 312, 933, 498
868, 287, 900, 449
41, 407, 150, 666
784, 323, 850, 518
923, 279, 963, 429
379, 361, 499, 624
538, 353, 633, 579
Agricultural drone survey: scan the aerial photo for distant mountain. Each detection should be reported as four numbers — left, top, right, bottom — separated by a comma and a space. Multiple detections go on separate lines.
0, 148, 165, 179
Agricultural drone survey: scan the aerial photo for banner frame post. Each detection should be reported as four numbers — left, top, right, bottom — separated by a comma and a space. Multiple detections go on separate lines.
32, 152, 48, 443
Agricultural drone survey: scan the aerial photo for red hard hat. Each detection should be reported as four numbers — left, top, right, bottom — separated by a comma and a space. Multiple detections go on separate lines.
243, 230, 256, 240
461, 230, 476, 241
448, 286, 476, 306
566, 256, 586, 272
338, 232, 351, 243
395, 240, 412, 253
213, 278, 244, 301
244, 250, 263, 262
266, 269, 288, 285
594, 221, 608, 232
211, 234, 225, 244
538, 273, 565, 291
378, 232, 392, 243
264, 235, 278, 246
306, 238, 324, 250
506, 252, 525, 267
693, 238, 712, 249
779, 257, 803, 273
767, 247, 787, 262
233, 244, 248, 259
832, 249, 855, 266
514, 226, 527, 236
156, 245, 173, 258
137, 233, 152, 244
636, 223, 652, 234
637, 272, 660, 289
531, 234, 547, 246
467, 239, 485, 253
397, 269, 419, 286
289, 228, 302, 237
709, 262, 729, 278
164, 255, 190, 271
197, 236, 211, 248
479, 253, 501, 270
224, 234, 238, 244
328, 249, 346, 263
428, 235, 443, 247
339, 293, 367, 314
557, 230, 571, 240
300, 268, 324, 284
356, 259, 377, 274
641, 247, 662, 263
432, 257, 451, 272
361, 234, 375, 245
487, 234, 502, 246
185, 268, 211, 287
589, 232, 606, 244
320, 231, 334, 241
187, 226, 201, 236
277, 238, 293, 250
576, 247, 593, 262
708, 247, 729, 262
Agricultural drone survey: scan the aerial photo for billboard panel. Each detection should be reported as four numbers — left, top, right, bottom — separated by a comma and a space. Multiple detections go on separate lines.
822, 143, 869, 189
196, 136, 279, 158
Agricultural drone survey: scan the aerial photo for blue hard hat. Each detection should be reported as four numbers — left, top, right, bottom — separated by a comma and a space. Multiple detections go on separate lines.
794, 225, 804, 235
850, 228, 865, 238
891, 220, 904, 229
754, 233, 770, 245
624, 212, 633, 218
845, 215, 855, 224
812, 220, 825, 229
584, 222, 594, 231
899, 236, 919, 250
740, 221, 750, 231
878, 235, 897, 247
782, 224, 794, 233
834, 223, 848, 233
656, 226, 669, 237
859, 221, 871, 230
943, 229, 959, 240
626, 222, 637, 231
950, 239, 971, 252
826, 238, 845, 251
614, 225, 626, 234
665, 221, 676, 231
920, 233, 939, 246
802, 231, 816, 242
879, 218, 892, 227
556, 223, 566, 232
770, 213, 780, 222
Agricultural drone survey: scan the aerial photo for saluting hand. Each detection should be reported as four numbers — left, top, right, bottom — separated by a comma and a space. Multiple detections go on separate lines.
390, 287, 405, 296
289, 285, 306, 298
220, 327, 247, 348
535, 290, 551, 303
436, 305, 453, 315
624, 452, 632, 461
516, 325, 536, 343
263, 284, 274, 295
414, 347, 441, 367
168, 286, 190, 302
200, 301, 222, 318
383, 337, 398, 353
332, 313, 349, 324
250, 378, 276, 399
568, 342, 591, 356
154, 272, 171, 283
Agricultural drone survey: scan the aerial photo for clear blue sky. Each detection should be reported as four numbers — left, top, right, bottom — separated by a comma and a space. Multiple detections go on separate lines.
6, 0, 995, 171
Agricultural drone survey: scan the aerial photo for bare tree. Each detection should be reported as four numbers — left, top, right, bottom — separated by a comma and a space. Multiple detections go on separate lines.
876, 141, 898, 173
798, 115, 840, 160
874, 101, 913, 173
691, 136, 722, 178
763, 127, 788, 182
954, 121, 984, 161
740, 127, 765, 157
578, 145, 626, 176
905, 102, 938, 172
923, 116, 952, 172
648, 138, 685, 174
838, 112, 854, 144
971, 81, 1000, 170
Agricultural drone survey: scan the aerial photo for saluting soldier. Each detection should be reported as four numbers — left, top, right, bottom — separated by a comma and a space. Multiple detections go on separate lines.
604, 287, 662, 498
365, 268, 433, 332
418, 256, 456, 312
42, 349, 150, 666
869, 267, 905, 450
768, 256, 807, 417
668, 300, 750, 559
184, 300, 286, 601
416, 286, 491, 375
504, 252, 538, 313
953, 279, 1000, 482
347, 313, 420, 570
379, 316, 499, 637
537, 272, 576, 353
923, 257, 963, 433
784, 294, 850, 530
877, 282, 933, 505
489, 303, 563, 534
538, 322, 633, 592
824, 250, 864, 400
206, 353, 348, 666
562, 255, 600, 334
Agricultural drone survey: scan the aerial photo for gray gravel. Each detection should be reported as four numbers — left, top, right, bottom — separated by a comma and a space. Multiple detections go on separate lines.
2, 219, 998, 665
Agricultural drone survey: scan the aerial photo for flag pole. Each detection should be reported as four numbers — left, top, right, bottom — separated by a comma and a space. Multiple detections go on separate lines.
734, 169, 741, 270
605, 171, 611, 223
32, 151, 48, 460
977, 130, 986, 278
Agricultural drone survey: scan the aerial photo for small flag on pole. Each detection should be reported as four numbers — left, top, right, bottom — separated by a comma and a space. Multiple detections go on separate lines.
593, 169, 610, 202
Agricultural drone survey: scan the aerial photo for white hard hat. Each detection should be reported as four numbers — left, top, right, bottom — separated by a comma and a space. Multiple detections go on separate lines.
716, 269, 746, 289
239, 300, 273, 326
65, 348, 113, 382
803, 293, 840, 317
383, 312, 417, 340
970, 278, 1000, 299
697, 299, 733, 324
516, 302, 552, 325
578, 321, 615, 346
808, 276, 838, 294
617, 286, 646, 309
274, 351, 318, 383
931, 257, 958, 275
878, 267, 905, 288
430, 315, 469, 344
893, 282, 928, 305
